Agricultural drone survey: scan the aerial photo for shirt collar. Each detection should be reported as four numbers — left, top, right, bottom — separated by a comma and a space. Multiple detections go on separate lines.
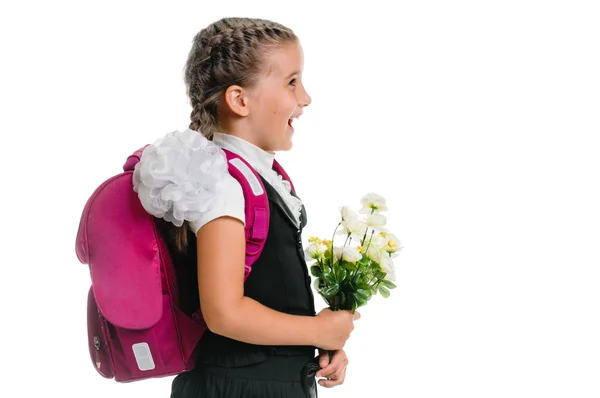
212, 132, 275, 173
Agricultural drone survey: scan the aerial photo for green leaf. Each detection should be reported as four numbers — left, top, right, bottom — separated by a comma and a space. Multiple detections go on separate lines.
380, 279, 397, 289
310, 266, 322, 277
313, 278, 321, 291
375, 271, 387, 280
355, 288, 369, 302
331, 264, 340, 279
322, 284, 340, 297
335, 267, 348, 283
355, 296, 367, 308
378, 285, 391, 298
324, 272, 337, 286
352, 271, 363, 284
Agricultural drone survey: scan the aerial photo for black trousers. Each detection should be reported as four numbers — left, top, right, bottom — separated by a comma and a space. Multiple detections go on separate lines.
171, 353, 319, 398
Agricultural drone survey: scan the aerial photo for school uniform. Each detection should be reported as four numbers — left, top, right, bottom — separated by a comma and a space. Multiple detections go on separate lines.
169, 133, 320, 398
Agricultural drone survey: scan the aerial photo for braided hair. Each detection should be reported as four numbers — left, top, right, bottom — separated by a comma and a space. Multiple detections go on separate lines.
184, 17, 298, 140
163, 18, 297, 253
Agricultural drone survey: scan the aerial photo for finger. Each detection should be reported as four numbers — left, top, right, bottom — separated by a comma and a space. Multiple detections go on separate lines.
318, 350, 330, 368
329, 365, 347, 381
317, 357, 348, 378
352, 310, 361, 320
317, 351, 343, 374
318, 367, 346, 388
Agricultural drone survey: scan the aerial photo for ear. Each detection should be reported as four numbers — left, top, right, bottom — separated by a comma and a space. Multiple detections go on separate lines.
223, 85, 250, 117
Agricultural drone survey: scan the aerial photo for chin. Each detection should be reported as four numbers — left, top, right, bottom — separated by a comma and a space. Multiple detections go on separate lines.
280, 137, 294, 151
270, 131, 293, 152
271, 143, 292, 152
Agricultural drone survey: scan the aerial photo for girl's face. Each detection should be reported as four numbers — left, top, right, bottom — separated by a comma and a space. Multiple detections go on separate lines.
246, 41, 312, 152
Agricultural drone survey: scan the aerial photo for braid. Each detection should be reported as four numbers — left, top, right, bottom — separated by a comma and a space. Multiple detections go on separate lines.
184, 17, 297, 140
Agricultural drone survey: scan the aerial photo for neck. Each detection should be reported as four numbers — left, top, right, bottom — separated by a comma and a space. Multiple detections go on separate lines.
212, 132, 275, 172
218, 119, 274, 153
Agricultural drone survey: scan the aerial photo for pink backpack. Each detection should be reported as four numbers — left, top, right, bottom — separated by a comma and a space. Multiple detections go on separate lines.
75, 145, 295, 383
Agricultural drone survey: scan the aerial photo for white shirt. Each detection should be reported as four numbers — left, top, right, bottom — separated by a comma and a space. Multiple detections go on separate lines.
189, 132, 303, 234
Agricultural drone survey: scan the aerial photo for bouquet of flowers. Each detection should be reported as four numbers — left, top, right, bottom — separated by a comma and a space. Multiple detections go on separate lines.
305, 193, 402, 312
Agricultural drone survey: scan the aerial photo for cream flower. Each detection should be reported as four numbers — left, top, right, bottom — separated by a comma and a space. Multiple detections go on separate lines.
341, 206, 359, 222
305, 241, 328, 261
366, 231, 386, 248
383, 232, 403, 257
337, 206, 367, 239
359, 193, 388, 214
366, 213, 387, 227
373, 250, 396, 282
333, 246, 363, 263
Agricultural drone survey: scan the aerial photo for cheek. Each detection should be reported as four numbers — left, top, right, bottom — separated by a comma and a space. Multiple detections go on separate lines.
277, 95, 297, 118
270, 102, 292, 121
274, 89, 297, 110
261, 91, 295, 125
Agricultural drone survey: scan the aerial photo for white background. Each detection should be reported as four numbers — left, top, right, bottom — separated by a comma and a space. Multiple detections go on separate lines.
1, 0, 599, 396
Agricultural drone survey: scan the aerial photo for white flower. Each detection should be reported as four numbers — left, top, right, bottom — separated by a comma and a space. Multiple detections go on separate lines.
341, 206, 358, 222
333, 246, 363, 263
380, 256, 396, 282
305, 241, 328, 261
359, 193, 388, 214
364, 233, 386, 256
383, 232, 403, 257
338, 206, 368, 240
373, 250, 396, 282
366, 213, 387, 227
366, 232, 403, 257
132, 129, 228, 227
366, 231, 400, 281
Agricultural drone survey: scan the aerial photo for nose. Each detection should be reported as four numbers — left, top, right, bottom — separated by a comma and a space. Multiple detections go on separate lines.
299, 84, 312, 107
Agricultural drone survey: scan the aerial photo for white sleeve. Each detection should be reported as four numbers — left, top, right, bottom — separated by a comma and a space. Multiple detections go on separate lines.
188, 174, 246, 234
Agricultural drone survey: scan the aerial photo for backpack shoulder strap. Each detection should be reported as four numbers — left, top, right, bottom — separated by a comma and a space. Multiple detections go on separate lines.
122, 146, 270, 282
221, 149, 270, 282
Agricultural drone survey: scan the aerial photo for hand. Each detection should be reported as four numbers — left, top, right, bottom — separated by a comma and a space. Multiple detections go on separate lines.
314, 308, 360, 350
316, 349, 349, 388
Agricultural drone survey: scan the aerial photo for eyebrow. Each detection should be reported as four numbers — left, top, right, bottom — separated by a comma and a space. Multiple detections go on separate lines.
285, 71, 300, 80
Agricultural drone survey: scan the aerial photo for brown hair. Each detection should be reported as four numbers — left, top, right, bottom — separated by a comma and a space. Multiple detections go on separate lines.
163, 17, 298, 253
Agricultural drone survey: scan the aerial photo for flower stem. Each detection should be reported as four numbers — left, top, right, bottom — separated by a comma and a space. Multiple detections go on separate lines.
360, 208, 376, 246
331, 222, 341, 268
344, 233, 351, 247
363, 230, 376, 257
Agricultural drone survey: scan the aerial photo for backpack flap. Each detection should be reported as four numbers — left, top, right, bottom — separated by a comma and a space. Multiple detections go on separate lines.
76, 171, 163, 330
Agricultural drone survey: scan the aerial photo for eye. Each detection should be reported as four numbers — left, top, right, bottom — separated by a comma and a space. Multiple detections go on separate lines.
289, 78, 297, 87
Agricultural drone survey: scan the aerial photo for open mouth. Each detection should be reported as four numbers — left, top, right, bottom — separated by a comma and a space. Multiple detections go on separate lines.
288, 114, 301, 131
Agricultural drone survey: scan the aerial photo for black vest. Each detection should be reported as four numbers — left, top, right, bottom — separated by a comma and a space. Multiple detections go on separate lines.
168, 175, 316, 367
